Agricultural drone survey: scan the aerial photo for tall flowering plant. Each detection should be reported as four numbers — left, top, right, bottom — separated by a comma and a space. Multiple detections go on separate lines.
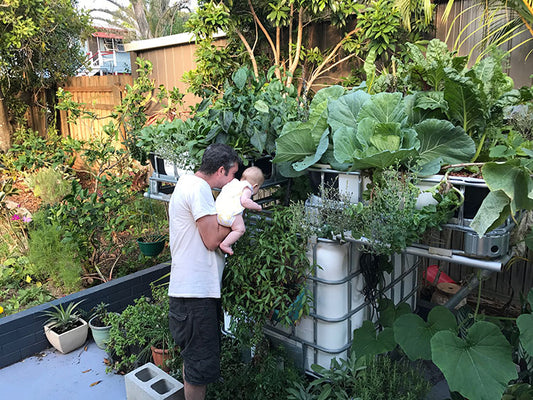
1, 179, 29, 254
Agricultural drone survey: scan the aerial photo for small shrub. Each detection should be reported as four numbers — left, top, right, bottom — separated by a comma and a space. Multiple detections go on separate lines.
27, 211, 82, 292
354, 355, 431, 400
206, 337, 306, 400
25, 167, 72, 205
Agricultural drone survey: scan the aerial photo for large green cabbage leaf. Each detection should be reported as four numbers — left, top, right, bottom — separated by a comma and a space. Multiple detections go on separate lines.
415, 119, 476, 175
329, 93, 420, 169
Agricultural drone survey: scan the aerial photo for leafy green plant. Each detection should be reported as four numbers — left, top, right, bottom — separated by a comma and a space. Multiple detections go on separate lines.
348, 168, 463, 257
223, 206, 312, 346
24, 166, 73, 205
89, 302, 112, 327
43, 300, 85, 334
206, 337, 305, 400
106, 285, 174, 373
273, 86, 476, 177
287, 352, 430, 400
351, 290, 533, 400
27, 211, 82, 292
0, 255, 53, 317
3, 128, 81, 172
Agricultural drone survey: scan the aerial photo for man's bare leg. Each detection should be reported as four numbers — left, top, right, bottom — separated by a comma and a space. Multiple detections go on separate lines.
183, 365, 206, 400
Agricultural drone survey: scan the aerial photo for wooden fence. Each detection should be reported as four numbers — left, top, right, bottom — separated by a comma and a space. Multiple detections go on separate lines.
59, 75, 133, 142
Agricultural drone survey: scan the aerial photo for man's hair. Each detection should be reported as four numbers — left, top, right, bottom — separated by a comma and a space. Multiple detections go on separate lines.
198, 143, 241, 175
242, 166, 265, 187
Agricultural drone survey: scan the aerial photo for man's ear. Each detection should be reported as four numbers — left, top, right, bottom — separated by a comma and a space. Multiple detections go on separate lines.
217, 166, 226, 176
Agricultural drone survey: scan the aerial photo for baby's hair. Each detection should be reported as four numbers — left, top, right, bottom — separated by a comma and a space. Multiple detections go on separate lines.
242, 166, 265, 187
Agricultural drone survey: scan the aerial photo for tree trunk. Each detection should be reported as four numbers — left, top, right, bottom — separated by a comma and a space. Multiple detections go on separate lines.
0, 91, 12, 152
132, 0, 152, 39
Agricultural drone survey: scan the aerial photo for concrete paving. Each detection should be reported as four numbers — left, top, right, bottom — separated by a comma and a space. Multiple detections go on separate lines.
0, 338, 450, 400
0, 340, 125, 400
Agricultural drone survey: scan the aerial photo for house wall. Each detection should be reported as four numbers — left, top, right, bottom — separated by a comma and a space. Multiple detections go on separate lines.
127, 34, 227, 118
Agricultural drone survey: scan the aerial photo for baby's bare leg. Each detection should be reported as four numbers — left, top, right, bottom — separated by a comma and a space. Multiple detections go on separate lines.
219, 215, 246, 255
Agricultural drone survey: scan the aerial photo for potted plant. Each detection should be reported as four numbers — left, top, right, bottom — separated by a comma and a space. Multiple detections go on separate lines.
222, 205, 312, 347
43, 300, 88, 354
106, 285, 177, 373
136, 195, 167, 257
88, 302, 116, 350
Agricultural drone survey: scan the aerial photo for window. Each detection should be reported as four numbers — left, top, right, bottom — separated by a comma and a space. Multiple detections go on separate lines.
102, 38, 124, 52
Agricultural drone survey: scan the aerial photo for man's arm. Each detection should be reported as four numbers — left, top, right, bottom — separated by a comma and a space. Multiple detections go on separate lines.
197, 214, 231, 251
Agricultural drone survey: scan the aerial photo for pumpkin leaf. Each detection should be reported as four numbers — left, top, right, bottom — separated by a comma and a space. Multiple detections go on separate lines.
393, 305, 457, 360
517, 289, 533, 357
431, 321, 517, 400
351, 320, 396, 359
377, 298, 411, 328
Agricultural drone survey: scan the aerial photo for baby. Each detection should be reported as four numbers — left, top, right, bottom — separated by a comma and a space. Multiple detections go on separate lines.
216, 166, 265, 255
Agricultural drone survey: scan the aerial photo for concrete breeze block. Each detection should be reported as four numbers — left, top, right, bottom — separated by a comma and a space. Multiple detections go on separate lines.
125, 362, 184, 400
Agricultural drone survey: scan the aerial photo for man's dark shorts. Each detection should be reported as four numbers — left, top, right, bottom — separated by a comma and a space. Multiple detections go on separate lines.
168, 297, 222, 386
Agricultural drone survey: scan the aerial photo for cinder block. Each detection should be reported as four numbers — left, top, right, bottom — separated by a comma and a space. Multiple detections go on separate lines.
125, 362, 184, 400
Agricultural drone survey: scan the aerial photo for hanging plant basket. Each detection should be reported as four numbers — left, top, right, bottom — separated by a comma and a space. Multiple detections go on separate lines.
137, 234, 166, 257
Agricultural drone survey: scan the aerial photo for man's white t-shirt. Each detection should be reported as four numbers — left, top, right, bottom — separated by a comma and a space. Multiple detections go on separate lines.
168, 174, 225, 298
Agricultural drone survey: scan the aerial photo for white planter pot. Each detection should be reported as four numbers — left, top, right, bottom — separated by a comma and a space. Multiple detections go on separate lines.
44, 318, 89, 354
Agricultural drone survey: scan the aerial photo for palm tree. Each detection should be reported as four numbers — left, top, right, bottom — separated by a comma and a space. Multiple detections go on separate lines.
89, 0, 191, 40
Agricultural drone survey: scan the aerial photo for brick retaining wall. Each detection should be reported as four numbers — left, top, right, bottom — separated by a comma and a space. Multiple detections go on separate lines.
0, 262, 170, 369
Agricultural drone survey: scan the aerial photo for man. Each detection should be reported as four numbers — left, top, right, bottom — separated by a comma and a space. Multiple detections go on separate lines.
168, 143, 240, 400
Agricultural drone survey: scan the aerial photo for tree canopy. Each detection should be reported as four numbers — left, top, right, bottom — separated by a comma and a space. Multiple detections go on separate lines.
0, 0, 92, 150
88, 0, 191, 40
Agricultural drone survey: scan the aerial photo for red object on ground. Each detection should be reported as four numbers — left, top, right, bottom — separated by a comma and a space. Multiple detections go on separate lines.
423, 265, 456, 285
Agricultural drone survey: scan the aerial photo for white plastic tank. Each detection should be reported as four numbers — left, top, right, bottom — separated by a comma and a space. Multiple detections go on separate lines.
296, 241, 366, 369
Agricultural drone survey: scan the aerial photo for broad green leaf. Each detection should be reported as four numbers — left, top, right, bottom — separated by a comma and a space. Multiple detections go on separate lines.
311, 85, 345, 110
470, 190, 511, 236
292, 129, 330, 171
273, 122, 318, 163
517, 288, 533, 357
394, 306, 457, 360
526, 229, 533, 252
482, 162, 533, 211
232, 67, 248, 90
377, 299, 411, 328
415, 119, 475, 175
431, 321, 517, 400
351, 320, 396, 359
358, 92, 406, 124
249, 126, 266, 155
443, 74, 486, 134
350, 148, 419, 170
275, 161, 306, 178
333, 126, 359, 164
254, 99, 269, 113
414, 91, 447, 112
327, 90, 371, 134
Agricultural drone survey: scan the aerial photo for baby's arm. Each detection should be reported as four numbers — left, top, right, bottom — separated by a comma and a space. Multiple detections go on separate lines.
240, 187, 262, 211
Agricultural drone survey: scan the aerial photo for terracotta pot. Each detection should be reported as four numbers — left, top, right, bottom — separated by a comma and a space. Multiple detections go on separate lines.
150, 345, 172, 372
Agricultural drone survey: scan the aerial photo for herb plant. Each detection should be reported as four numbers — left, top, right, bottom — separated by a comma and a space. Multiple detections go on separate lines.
223, 206, 312, 346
